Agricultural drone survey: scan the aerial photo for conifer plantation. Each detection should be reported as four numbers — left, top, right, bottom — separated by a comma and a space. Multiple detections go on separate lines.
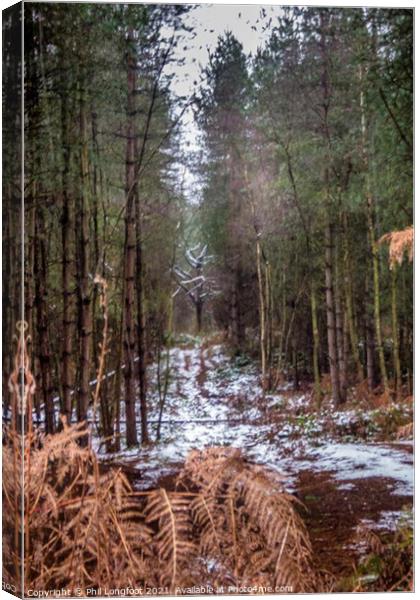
2, 3, 413, 596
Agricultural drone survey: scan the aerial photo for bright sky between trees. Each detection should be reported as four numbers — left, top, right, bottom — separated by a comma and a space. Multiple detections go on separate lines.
163, 3, 285, 200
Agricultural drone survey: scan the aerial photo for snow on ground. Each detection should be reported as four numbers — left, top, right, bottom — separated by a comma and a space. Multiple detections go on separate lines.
273, 442, 413, 497
99, 343, 269, 484
96, 342, 413, 514
19, 338, 413, 518
360, 510, 413, 532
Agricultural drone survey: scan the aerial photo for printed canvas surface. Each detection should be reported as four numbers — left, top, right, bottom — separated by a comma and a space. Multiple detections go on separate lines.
2, 2, 413, 597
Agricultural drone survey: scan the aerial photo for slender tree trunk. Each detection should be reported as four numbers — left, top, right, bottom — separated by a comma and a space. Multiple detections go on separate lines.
123, 28, 139, 447
113, 307, 124, 453
360, 66, 389, 394
228, 170, 245, 351
123, 206, 138, 447
320, 13, 342, 407
278, 142, 319, 395
275, 267, 287, 385
134, 216, 149, 444
292, 339, 299, 390
334, 244, 347, 402
343, 312, 350, 390
365, 273, 376, 390
391, 268, 402, 398
265, 261, 274, 389
325, 220, 342, 406
76, 76, 92, 426
196, 300, 203, 333
232, 267, 245, 351
343, 212, 363, 381
91, 108, 100, 380
60, 78, 74, 424
246, 168, 270, 389
370, 215, 389, 392
194, 259, 204, 334
229, 283, 236, 344
366, 323, 376, 391
156, 297, 173, 441
91, 109, 100, 272
34, 217, 55, 433
256, 237, 267, 389
310, 283, 321, 406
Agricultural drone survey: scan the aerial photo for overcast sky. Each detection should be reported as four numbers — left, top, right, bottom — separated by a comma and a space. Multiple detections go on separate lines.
171, 4, 282, 99
162, 3, 284, 200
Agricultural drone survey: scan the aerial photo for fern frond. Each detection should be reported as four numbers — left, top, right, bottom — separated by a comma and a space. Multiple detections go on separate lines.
379, 226, 414, 269
190, 493, 224, 555
146, 489, 196, 590
180, 447, 317, 592
3, 422, 155, 592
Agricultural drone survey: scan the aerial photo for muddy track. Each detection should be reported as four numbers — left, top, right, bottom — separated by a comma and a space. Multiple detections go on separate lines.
294, 469, 413, 579
99, 341, 413, 584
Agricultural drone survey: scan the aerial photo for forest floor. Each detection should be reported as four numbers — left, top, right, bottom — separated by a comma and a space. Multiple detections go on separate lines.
99, 336, 413, 589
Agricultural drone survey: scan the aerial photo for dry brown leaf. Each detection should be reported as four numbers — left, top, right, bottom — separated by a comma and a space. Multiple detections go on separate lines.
379, 226, 414, 269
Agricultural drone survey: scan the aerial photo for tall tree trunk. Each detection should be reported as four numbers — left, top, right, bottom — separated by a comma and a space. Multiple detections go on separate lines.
265, 261, 274, 389
229, 162, 245, 352
274, 268, 287, 388
91, 108, 100, 381
320, 12, 342, 407
229, 263, 245, 352
123, 28, 139, 447
334, 243, 347, 402
34, 216, 55, 433
364, 269, 376, 391
134, 211, 149, 444
246, 168, 271, 390
113, 307, 124, 452
156, 295, 174, 442
91, 108, 100, 272
281, 141, 319, 397
196, 300, 203, 333
343, 212, 363, 381
370, 212, 389, 392
194, 259, 204, 333
60, 76, 74, 424
256, 237, 267, 389
391, 268, 402, 398
360, 65, 389, 394
234, 267, 245, 350
310, 283, 321, 406
366, 321, 376, 391
292, 338, 299, 390
325, 220, 342, 406
76, 76, 92, 426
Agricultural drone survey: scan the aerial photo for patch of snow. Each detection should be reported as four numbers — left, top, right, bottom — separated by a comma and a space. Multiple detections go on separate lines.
279, 442, 413, 497
89, 343, 415, 500
360, 510, 412, 532
337, 482, 356, 491
288, 394, 309, 411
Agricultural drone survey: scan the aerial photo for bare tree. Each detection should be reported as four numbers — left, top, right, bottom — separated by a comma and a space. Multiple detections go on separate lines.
173, 244, 218, 333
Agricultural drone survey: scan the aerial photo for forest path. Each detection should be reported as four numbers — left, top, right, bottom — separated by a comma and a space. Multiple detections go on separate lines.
101, 339, 413, 578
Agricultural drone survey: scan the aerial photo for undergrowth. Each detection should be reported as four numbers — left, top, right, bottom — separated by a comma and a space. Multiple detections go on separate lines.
337, 510, 413, 592
3, 426, 318, 595
3, 421, 153, 595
